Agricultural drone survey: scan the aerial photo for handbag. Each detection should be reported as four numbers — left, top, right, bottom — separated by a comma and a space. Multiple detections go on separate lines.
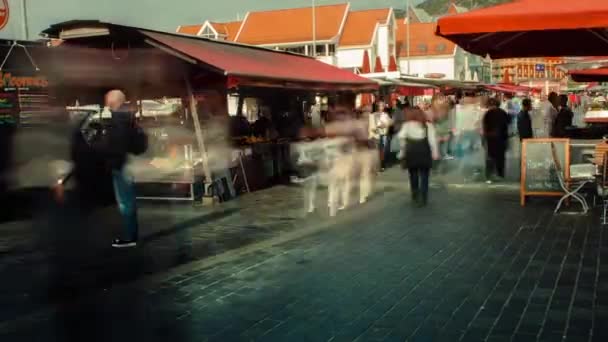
402, 123, 432, 170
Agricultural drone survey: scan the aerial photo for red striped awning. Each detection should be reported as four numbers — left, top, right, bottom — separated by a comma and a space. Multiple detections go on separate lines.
141, 31, 378, 92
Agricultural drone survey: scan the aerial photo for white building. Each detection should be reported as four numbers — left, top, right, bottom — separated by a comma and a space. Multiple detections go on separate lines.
177, 3, 398, 73
176, 2, 485, 81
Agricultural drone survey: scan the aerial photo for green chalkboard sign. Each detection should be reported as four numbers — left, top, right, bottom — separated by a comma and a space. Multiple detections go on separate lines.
520, 138, 570, 206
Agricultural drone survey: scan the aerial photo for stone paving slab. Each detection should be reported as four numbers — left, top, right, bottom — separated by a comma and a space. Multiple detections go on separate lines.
2, 181, 606, 342
0, 175, 400, 326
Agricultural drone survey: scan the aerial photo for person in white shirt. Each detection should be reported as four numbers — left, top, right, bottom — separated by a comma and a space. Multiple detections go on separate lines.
369, 101, 393, 171
398, 108, 440, 207
545, 92, 559, 137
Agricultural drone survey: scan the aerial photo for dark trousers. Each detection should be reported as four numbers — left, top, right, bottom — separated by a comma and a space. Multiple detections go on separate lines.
408, 167, 430, 201
485, 139, 506, 179
112, 169, 139, 241
379, 135, 390, 169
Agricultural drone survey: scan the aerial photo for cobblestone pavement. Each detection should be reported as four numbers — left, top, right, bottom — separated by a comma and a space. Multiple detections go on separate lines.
1, 171, 607, 342
1, 179, 390, 323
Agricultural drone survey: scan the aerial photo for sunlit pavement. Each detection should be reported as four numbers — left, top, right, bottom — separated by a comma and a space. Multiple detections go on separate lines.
1, 165, 607, 342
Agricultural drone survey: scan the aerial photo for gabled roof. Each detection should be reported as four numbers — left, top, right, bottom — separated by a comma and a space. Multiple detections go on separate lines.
209, 21, 242, 41
339, 8, 392, 47
396, 21, 456, 57
235, 3, 349, 45
408, 6, 432, 23
176, 24, 203, 35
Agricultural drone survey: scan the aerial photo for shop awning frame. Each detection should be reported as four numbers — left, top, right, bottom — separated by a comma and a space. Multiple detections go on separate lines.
42, 21, 379, 93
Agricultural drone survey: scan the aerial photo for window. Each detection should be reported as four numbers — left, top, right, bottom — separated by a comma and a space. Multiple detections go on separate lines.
328, 44, 336, 56
200, 26, 216, 39
315, 44, 325, 56
435, 43, 446, 53
417, 43, 427, 53
285, 46, 306, 55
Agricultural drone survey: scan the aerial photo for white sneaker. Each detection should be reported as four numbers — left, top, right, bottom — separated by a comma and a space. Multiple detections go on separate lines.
486, 180, 493, 184
112, 239, 137, 248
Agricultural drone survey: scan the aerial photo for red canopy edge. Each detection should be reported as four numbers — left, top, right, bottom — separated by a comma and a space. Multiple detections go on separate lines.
141, 30, 378, 92
484, 83, 540, 94
435, 0, 608, 58
227, 75, 378, 92
436, 0, 608, 35
569, 67, 608, 83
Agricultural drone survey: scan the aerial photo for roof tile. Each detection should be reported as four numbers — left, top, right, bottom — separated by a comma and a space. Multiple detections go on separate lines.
396, 21, 456, 57
236, 4, 348, 45
177, 25, 202, 35
339, 8, 391, 47
209, 21, 242, 41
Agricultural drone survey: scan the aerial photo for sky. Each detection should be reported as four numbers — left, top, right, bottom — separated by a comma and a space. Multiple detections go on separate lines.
1, 0, 425, 40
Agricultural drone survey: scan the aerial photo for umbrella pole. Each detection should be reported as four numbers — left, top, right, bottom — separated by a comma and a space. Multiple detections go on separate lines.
184, 77, 213, 199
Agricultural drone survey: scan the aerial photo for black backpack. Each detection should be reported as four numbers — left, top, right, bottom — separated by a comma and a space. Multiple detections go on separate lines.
129, 123, 148, 155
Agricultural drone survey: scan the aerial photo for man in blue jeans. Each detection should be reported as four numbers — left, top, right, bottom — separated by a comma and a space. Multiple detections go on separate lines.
105, 90, 140, 248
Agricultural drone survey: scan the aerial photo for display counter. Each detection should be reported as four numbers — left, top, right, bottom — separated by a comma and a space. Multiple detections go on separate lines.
130, 144, 205, 201
230, 138, 293, 194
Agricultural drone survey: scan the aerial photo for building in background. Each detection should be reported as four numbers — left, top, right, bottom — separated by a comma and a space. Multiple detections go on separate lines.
176, 2, 486, 82
493, 57, 567, 93
396, 3, 489, 82
335, 8, 396, 72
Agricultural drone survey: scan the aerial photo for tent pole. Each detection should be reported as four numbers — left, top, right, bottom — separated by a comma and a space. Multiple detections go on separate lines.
184, 77, 212, 189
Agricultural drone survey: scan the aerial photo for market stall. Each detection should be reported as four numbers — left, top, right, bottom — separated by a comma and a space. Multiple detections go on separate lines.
41, 21, 377, 202
436, 0, 608, 208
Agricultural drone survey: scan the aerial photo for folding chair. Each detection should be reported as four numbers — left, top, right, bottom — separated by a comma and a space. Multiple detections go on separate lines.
552, 142, 594, 214
596, 152, 608, 224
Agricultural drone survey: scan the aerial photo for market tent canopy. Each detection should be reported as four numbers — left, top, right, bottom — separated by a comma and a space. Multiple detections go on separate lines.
483, 83, 540, 94
569, 67, 608, 83
41, 21, 378, 93
436, 0, 608, 58
140, 31, 377, 92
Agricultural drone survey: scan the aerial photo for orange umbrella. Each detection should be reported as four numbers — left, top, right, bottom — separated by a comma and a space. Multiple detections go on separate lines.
388, 55, 398, 72
359, 51, 373, 107
361, 50, 371, 74
436, 0, 608, 58
374, 56, 384, 73
503, 69, 512, 84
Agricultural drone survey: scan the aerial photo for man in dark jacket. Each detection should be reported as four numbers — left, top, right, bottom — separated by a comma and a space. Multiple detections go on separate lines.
552, 95, 574, 138
105, 90, 140, 248
517, 98, 534, 141
483, 97, 510, 182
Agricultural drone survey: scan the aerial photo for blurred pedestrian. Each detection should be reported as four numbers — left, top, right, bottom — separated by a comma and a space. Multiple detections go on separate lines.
518, 98, 534, 141
398, 108, 440, 207
483, 97, 510, 183
545, 92, 559, 137
369, 101, 393, 171
105, 90, 143, 248
552, 95, 574, 138
431, 94, 453, 160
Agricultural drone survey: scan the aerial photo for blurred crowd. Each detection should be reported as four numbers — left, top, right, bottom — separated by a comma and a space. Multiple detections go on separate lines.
291, 89, 586, 210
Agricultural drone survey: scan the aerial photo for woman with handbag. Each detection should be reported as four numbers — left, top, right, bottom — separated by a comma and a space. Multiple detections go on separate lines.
398, 108, 440, 207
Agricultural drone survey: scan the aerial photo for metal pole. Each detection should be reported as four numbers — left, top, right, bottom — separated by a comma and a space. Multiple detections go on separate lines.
184, 77, 212, 186
490, 58, 493, 83
312, 0, 316, 57
21, 0, 29, 40
406, 0, 410, 74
